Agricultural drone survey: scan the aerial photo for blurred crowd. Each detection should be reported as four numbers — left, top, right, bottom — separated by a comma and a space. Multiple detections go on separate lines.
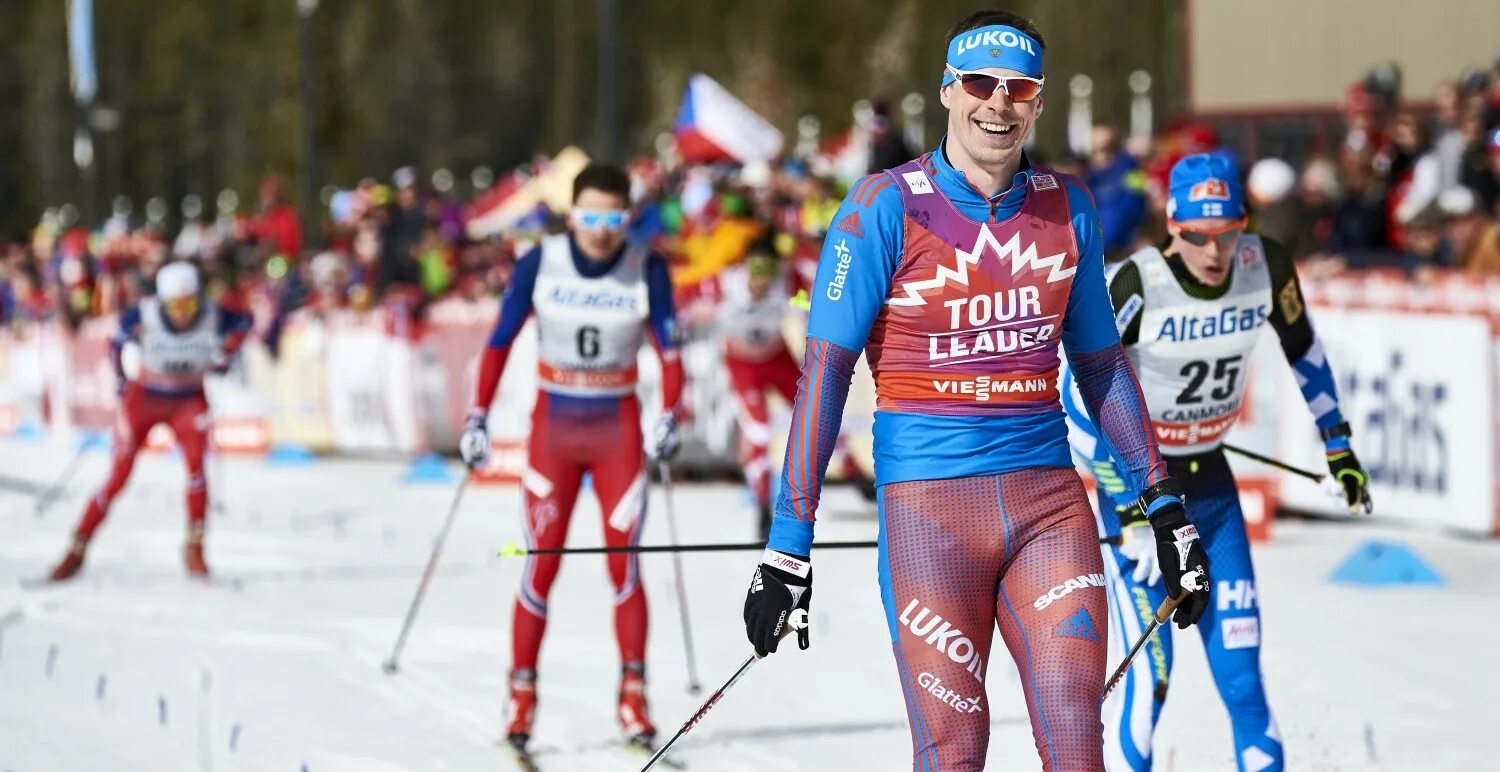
6, 59, 1500, 335
1071, 62, 1500, 279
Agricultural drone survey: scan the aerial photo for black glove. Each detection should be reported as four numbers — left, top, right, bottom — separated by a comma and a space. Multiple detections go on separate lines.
1140, 479, 1211, 629
743, 549, 811, 656
1323, 421, 1373, 515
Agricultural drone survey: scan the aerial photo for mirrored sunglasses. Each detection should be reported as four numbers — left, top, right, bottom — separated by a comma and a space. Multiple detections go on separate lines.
1174, 217, 1247, 248
571, 208, 630, 230
946, 66, 1045, 103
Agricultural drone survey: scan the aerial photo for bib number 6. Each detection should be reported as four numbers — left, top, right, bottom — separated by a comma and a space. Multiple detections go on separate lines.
576, 325, 601, 360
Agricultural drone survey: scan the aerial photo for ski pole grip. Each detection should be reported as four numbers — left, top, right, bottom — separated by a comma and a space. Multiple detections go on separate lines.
1154, 569, 1205, 624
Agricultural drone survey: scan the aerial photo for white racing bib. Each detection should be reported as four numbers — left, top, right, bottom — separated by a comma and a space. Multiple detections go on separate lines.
715, 263, 789, 362
1128, 235, 1273, 455
531, 234, 651, 397
137, 298, 221, 391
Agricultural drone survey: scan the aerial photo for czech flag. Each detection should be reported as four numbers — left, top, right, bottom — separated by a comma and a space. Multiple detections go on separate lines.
673, 74, 784, 165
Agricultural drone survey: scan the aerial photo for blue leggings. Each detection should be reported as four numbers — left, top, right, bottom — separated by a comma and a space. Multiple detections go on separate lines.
1101, 451, 1283, 772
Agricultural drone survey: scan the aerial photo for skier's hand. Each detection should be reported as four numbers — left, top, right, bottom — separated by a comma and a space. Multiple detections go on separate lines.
209, 350, 233, 375
459, 410, 490, 470
1142, 480, 1211, 629
1322, 420, 1372, 515
1117, 505, 1162, 586
1326, 449, 1372, 515
744, 550, 811, 656
649, 413, 681, 461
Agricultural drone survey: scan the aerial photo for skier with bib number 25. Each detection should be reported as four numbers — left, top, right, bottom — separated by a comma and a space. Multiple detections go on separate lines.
1066, 152, 1372, 772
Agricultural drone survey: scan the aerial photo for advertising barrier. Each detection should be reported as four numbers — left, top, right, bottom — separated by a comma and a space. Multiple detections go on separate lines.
0, 270, 1495, 537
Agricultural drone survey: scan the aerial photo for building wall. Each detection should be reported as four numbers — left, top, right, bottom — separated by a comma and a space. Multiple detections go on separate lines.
1190, 0, 1499, 111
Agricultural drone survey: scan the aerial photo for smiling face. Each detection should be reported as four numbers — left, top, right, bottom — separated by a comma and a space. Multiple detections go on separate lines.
939, 67, 1043, 177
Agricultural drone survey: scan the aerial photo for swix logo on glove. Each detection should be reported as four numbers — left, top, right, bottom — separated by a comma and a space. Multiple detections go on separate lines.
1033, 573, 1105, 610
900, 599, 985, 683
917, 672, 984, 715
1172, 524, 1200, 569
761, 549, 810, 579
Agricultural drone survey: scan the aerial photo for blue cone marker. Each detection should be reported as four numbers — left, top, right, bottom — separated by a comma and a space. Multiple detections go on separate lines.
158, 696, 168, 726
45, 644, 58, 678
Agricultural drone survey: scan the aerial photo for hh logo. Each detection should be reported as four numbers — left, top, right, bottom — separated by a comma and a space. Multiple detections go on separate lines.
1216, 579, 1257, 612
1190, 178, 1230, 201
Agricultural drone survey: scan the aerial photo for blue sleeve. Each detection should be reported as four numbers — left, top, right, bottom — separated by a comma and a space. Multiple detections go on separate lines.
1290, 336, 1347, 436
1060, 180, 1121, 355
217, 307, 253, 337
1062, 366, 1139, 510
766, 338, 862, 557
643, 253, 679, 350
113, 306, 142, 347
765, 174, 902, 556
488, 246, 541, 349
804, 174, 904, 351
111, 306, 142, 382
1062, 216, 1172, 511
1069, 343, 1170, 513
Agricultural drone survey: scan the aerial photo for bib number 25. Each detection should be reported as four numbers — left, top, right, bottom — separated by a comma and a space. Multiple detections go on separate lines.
1177, 354, 1242, 404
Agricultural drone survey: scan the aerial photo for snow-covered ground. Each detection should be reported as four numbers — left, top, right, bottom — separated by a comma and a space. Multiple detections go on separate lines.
1, 438, 1494, 771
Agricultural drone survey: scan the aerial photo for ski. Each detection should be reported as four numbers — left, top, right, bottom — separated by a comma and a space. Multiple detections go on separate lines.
19, 574, 244, 592
624, 735, 687, 769
500, 735, 541, 772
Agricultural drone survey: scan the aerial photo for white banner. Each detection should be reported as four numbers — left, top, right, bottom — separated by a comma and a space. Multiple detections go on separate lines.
325, 317, 421, 453
1274, 309, 1496, 535
0, 329, 47, 434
